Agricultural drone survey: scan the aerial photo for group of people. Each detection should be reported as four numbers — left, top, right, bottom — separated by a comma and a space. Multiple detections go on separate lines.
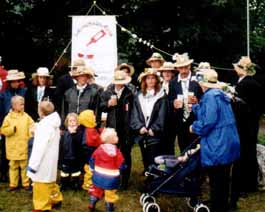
0, 52, 264, 212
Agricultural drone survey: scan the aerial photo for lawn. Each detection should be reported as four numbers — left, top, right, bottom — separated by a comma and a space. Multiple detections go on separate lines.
1, 119, 265, 212
0, 144, 265, 212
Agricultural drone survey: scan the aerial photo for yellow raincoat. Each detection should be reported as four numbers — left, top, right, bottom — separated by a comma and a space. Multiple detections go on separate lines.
1, 111, 34, 160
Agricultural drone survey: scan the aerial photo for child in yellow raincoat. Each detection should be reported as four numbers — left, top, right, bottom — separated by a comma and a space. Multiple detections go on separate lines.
1, 95, 34, 191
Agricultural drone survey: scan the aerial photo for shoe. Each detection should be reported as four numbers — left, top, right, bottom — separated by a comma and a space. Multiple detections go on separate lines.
88, 205, 95, 212
7, 187, 19, 192
23, 186, 32, 191
52, 201, 62, 209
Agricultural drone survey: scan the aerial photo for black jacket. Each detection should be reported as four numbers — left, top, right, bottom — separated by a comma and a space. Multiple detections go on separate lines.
100, 84, 133, 141
58, 126, 84, 173
168, 74, 203, 132
25, 85, 54, 121
64, 84, 100, 124
130, 90, 168, 144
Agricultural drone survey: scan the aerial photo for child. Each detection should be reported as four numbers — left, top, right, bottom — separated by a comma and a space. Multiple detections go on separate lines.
27, 101, 63, 212
59, 112, 83, 190
88, 128, 125, 212
78, 109, 103, 191
0, 95, 34, 191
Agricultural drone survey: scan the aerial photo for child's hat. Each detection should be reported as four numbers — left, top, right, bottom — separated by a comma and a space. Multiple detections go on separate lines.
78, 110, 96, 128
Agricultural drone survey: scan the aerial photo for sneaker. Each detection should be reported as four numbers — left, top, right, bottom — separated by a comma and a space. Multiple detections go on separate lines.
7, 187, 19, 192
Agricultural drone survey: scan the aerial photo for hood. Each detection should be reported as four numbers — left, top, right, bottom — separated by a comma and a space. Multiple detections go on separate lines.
41, 112, 61, 128
207, 88, 231, 103
101, 144, 117, 157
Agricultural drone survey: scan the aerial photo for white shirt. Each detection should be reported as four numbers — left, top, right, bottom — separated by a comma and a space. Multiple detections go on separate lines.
37, 86, 45, 102
138, 89, 164, 126
177, 71, 192, 99
114, 87, 125, 99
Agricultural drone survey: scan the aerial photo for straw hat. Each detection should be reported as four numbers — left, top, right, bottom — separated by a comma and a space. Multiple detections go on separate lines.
112, 70, 131, 84
146, 52, 165, 66
173, 53, 194, 68
116, 63, 135, 76
36, 67, 50, 77
158, 62, 177, 72
197, 69, 224, 89
69, 59, 86, 68
138, 68, 160, 82
233, 56, 256, 76
70, 66, 94, 78
194, 62, 211, 72
6, 69, 25, 81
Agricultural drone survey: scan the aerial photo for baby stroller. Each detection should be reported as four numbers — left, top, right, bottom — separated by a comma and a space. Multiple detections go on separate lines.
139, 139, 210, 212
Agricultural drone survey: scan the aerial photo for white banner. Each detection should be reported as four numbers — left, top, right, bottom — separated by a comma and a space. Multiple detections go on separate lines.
71, 16, 117, 88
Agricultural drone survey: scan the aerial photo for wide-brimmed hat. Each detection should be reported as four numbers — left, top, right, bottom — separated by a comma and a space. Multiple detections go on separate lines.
36, 67, 51, 77
196, 69, 224, 89
69, 59, 86, 68
146, 52, 165, 66
158, 62, 177, 72
233, 56, 256, 76
138, 68, 160, 82
194, 62, 211, 72
112, 70, 131, 84
5, 69, 25, 81
116, 63, 135, 76
70, 66, 94, 78
173, 53, 194, 68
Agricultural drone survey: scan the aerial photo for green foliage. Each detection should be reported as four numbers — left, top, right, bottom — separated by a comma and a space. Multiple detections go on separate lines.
0, 0, 265, 76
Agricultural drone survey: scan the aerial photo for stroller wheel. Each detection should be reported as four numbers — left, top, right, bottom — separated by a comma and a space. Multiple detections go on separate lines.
194, 203, 210, 212
144, 202, 160, 212
140, 193, 148, 205
142, 195, 156, 205
186, 197, 198, 209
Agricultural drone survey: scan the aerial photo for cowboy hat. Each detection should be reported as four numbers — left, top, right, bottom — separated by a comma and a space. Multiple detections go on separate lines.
5, 69, 25, 81
36, 67, 51, 77
173, 53, 194, 68
196, 69, 224, 89
112, 70, 131, 84
158, 62, 177, 72
138, 68, 160, 82
146, 52, 165, 66
116, 63, 135, 76
70, 66, 94, 78
233, 56, 256, 76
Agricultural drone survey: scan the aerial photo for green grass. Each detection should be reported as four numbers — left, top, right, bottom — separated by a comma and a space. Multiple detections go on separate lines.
0, 145, 265, 212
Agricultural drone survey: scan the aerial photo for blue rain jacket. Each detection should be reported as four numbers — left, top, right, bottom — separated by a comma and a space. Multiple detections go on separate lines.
191, 88, 240, 167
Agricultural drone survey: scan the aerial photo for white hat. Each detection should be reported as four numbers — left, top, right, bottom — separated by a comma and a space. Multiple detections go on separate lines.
36, 67, 50, 77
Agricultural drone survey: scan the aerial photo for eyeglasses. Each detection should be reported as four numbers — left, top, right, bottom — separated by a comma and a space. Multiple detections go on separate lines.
195, 72, 205, 82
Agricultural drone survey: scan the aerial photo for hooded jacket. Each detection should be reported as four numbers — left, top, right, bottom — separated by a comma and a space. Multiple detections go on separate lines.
90, 144, 125, 189
27, 112, 61, 182
191, 88, 240, 167
1, 111, 34, 160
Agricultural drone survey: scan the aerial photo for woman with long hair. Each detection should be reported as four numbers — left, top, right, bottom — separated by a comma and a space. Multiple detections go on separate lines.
130, 68, 168, 174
